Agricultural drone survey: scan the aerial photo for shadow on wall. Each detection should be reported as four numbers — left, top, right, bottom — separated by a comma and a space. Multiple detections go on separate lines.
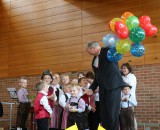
64, 0, 143, 21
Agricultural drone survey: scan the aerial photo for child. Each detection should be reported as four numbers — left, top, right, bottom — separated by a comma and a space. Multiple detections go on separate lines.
34, 81, 53, 130
77, 72, 85, 79
78, 77, 94, 130
16, 77, 32, 130
50, 74, 64, 130
61, 74, 70, 90
67, 85, 88, 130
71, 78, 78, 86
59, 84, 71, 130
120, 82, 137, 130
41, 70, 54, 108
85, 70, 100, 130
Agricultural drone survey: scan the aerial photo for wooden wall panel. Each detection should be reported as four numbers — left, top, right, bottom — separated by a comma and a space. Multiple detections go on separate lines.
10, 44, 83, 61
119, 56, 144, 66
142, 1, 160, 14
144, 53, 160, 65
0, 0, 159, 77
10, 27, 82, 46
11, 1, 81, 17
9, 36, 82, 53
9, 53, 83, 69
10, 11, 81, 29
82, 7, 142, 26
10, 0, 78, 9
10, 19, 81, 38
82, 0, 142, 18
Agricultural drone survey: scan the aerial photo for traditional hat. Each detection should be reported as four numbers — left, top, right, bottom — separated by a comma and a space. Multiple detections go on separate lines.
122, 82, 132, 89
41, 70, 53, 80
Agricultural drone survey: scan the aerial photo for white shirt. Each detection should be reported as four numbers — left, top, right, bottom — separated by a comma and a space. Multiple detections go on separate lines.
59, 93, 71, 108
122, 73, 137, 97
39, 91, 52, 115
53, 84, 64, 101
93, 56, 99, 68
121, 94, 137, 108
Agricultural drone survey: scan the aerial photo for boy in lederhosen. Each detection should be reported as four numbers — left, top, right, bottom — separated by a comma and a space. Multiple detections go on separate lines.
67, 85, 88, 130
16, 77, 32, 130
120, 82, 138, 130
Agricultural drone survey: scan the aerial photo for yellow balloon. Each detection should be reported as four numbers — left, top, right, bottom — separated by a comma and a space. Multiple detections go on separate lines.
116, 39, 131, 54
110, 18, 123, 32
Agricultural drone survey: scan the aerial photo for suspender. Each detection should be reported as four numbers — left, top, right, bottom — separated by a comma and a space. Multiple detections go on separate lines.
128, 94, 131, 108
64, 94, 68, 102
69, 97, 82, 109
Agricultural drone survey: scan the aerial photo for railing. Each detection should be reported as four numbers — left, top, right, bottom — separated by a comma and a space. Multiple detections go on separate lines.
138, 122, 160, 130
0, 102, 15, 130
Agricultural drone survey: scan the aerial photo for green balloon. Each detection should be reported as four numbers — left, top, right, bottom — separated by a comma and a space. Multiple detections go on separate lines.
126, 16, 139, 31
129, 27, 145, 43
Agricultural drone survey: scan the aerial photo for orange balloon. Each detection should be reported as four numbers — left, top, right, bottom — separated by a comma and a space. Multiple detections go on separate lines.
110, 18, 123, 32
121, 12, 134, 22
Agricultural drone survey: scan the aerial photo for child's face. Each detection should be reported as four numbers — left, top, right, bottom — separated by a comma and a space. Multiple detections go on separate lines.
62, 76, 70, 85
79, 78, 88, 88
52, 75, 58, 85
71, 87, 79, 97
19, 79, 27, 88
54, 74, 60, 83
122, 87, 130, 95
42, 75, 52, 85
43, 83, 48, 93
86, 78, 93, 84
64, 86, 71, 93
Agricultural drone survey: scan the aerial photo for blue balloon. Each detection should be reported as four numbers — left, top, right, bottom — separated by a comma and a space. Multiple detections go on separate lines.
107, 48, 123, 62
103, 34, 119, 48
130, 43, 145, 57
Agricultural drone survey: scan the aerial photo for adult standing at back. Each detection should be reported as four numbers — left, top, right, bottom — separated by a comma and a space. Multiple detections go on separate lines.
121, 63, 137, 97
85, 41, 125, 130
121, 63, 137, 130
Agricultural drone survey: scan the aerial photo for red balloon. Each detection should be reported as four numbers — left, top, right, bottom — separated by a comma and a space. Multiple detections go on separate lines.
139, 16, 151, 28
114, 21, 129, 39
142, 22, 152, 30
145, 24, 157, 36
107, 20, 111, 30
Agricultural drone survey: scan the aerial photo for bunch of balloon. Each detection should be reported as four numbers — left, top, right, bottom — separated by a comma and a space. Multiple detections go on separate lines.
103, 12, 158, 62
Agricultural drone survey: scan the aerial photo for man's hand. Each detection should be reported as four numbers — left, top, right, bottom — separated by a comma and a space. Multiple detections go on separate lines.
83, 89, 93, 95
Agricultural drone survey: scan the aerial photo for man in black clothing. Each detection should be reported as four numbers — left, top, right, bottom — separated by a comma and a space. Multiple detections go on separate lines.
85, 41, 125, 130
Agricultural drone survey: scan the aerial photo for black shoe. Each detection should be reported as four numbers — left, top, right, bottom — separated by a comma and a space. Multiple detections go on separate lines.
22, 128, 27, 130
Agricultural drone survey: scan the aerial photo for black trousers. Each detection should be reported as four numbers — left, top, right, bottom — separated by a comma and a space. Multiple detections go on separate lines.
88, 101, 100, 130
120, 107, 135, 130
16, 102, 31, 129
37, 118, 49, 130
99, 87, 121, 130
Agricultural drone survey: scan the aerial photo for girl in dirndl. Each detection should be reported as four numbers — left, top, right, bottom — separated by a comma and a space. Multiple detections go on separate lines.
50, 74, 64, 130
59, 84, 71, 129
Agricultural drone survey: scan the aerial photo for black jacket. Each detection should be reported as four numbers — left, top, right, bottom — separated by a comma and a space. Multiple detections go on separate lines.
0, 102, 3, 117
90, 47, 125, 91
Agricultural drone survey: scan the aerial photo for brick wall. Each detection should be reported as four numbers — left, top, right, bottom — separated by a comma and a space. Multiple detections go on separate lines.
0, 65, 160, 130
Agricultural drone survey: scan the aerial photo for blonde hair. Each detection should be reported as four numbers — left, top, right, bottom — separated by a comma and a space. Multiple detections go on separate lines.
35, 81, 46, 91
71, 79, 78, 86
61, 74, 70, 80
19, 76, 27, 82
71, 84, 81, 90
